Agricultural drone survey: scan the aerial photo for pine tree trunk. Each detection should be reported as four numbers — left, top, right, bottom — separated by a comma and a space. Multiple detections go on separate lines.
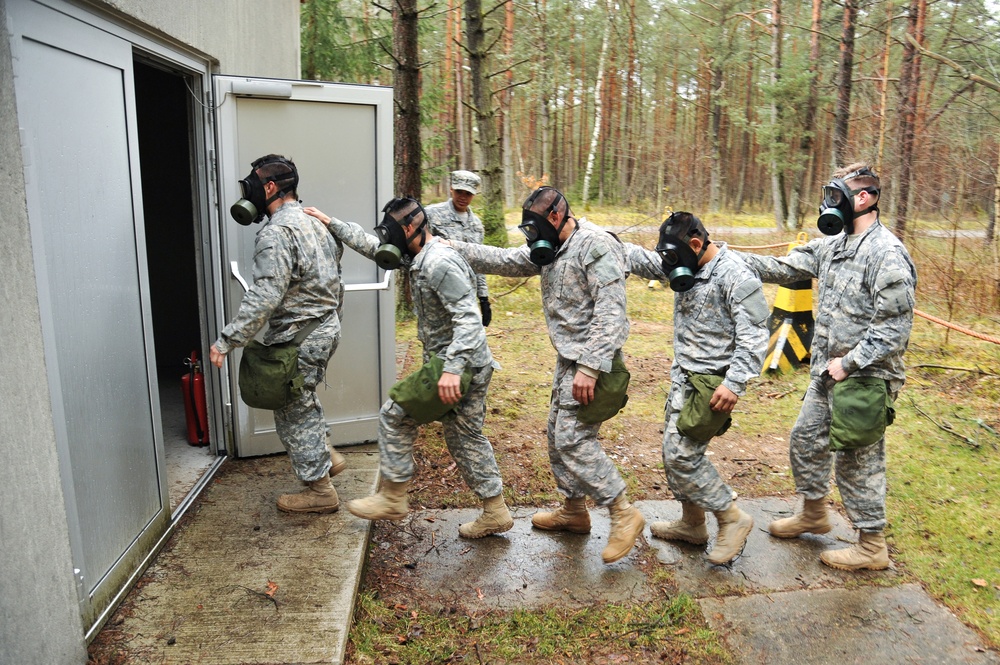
832, 0, 858, 168
393, 0, 422, 198
895, 0, 926, 238
464, 0, 507, 246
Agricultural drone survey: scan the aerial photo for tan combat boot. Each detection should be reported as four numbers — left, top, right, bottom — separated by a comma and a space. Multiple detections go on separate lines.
650, 502, 710, 545
769, 497, 831, 538
531, 497, 592, 533
459, 495, 515, 539
602, 494, 646, 564
327, 442, 347, 477
707, 503, 754, 565
276, 475, 340, 514
346, 479, 410, 521
820, 531, 890, 571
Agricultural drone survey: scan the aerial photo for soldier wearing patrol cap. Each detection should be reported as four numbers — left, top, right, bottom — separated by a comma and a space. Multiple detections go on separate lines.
424, 170, 493, 327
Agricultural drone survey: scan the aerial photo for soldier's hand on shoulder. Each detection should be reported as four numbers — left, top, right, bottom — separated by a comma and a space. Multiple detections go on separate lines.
302, 206, 330, 225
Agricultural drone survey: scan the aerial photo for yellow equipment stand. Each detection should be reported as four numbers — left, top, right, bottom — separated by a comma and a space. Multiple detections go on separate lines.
763, 233, 814, 373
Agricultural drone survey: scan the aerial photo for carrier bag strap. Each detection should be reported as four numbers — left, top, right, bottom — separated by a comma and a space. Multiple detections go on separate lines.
291, 317, 324, 345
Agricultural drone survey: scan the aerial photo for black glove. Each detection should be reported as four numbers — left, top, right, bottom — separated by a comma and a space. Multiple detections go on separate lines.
479, 296, 492, 327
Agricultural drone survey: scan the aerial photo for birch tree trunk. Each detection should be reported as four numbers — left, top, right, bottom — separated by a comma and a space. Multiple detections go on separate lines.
786, 0, 822, 229
769, 0, 788, 230
502, 0, 515, 207
582, 2, 611, 210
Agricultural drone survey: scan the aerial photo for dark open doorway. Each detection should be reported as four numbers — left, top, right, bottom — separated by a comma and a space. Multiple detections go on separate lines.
133, 58, 218, 512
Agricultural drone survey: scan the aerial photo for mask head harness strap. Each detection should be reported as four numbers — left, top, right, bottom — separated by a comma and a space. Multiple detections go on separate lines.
245, 154, 299, 209
658, 211, 710, 263
520, 186, 569, 239
827, 167, 880, 219
380, 196, 427, 254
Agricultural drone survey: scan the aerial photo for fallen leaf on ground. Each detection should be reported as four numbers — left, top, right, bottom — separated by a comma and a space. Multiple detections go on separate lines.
971, 579, 988, 587
264, 581, 278, 597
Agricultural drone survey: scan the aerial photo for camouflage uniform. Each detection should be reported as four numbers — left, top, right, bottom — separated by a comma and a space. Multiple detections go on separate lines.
738, 221, 916, 530
214, 201, 345, 482
324, 217, 504, 498
424, 200, 489, 300
453, 222, 630, 506
628, 242, 769, 511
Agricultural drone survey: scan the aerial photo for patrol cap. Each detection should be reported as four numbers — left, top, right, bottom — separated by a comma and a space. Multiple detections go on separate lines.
660, 211, 709, 242
450, 170, 481, 195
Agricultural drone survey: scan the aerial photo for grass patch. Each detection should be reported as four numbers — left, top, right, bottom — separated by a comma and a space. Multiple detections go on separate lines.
349, 591, 730, 664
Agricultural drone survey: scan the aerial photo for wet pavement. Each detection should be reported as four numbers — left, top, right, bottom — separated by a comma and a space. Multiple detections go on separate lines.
93, 459, 999, 664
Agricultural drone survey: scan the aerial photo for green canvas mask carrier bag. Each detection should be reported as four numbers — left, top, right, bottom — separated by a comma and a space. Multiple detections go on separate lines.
829, 376, 895, 451
677, 373, 733, 441
576, 350, 630, 425
389, 353, 474, 425
238, 318, 322, 411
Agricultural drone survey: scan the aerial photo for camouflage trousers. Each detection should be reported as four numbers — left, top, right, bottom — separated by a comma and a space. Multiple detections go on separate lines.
661, 380, 734, 513
273, 333, 339, 482
378, 364, 503, 499
789, 375, 889, 531
546, 356, 627, 507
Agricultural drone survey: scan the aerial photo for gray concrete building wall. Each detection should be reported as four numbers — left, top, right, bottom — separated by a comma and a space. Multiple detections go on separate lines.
0, 0, 301, 660
0, 0, 89, 661
94, 0, 301, 78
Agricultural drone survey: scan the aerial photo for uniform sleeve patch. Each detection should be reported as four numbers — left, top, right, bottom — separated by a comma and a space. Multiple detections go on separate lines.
733, 277, 769, 324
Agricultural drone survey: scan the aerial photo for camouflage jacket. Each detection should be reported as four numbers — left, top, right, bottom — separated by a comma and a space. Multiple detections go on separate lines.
628, 242, 769, 396
324, 217, 492, 375
215, 201, 344, 353
738, 221, 916, 382
424, 199, 489, 299
452, 221, 629, 373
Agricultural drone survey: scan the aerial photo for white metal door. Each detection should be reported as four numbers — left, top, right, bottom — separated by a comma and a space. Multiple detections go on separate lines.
8, 0, 168, 630
214, 77, 396, 457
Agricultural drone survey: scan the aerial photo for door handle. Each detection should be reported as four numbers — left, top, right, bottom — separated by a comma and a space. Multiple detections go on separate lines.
230, 261, 250, 293
344, 270, 393, 292
231, 261, 392, 293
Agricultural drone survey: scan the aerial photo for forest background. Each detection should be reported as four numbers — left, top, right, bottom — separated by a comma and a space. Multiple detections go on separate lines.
303, 0, 999, 252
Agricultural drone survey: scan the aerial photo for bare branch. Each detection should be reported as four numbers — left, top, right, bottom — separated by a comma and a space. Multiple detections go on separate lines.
905, 33, 1000, 94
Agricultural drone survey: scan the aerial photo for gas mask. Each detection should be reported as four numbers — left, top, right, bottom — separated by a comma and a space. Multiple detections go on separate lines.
655, 212, 709, 292
374, 198, 427, 270
230, 156, 298, 226
817, 168, 880, 235
518, 187, 569, 266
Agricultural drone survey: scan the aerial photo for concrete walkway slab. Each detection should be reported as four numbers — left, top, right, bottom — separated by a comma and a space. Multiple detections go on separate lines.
700, 584, 1000, 665
377, 507, 653, 611
636, 498, 891, 597
95, 445, 379, 665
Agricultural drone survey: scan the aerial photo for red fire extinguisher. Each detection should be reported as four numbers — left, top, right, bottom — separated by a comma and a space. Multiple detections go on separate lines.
181, 350, 210, 446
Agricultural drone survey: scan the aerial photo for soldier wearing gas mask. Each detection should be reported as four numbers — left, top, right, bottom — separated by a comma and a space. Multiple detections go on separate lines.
210, 154, 347, 514
424, 170, 493, 327
302, 199, 513, 540
737, 163, 916, 571
626, 212, 769, 566
445, 186, 646, 566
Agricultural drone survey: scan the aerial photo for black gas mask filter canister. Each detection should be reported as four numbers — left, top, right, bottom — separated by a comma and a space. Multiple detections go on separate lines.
518, 187, 570, 266
230, 155, 299, 226
373, 198, 427, 270
655, 211, 709, 292
817, 167, 880, 236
